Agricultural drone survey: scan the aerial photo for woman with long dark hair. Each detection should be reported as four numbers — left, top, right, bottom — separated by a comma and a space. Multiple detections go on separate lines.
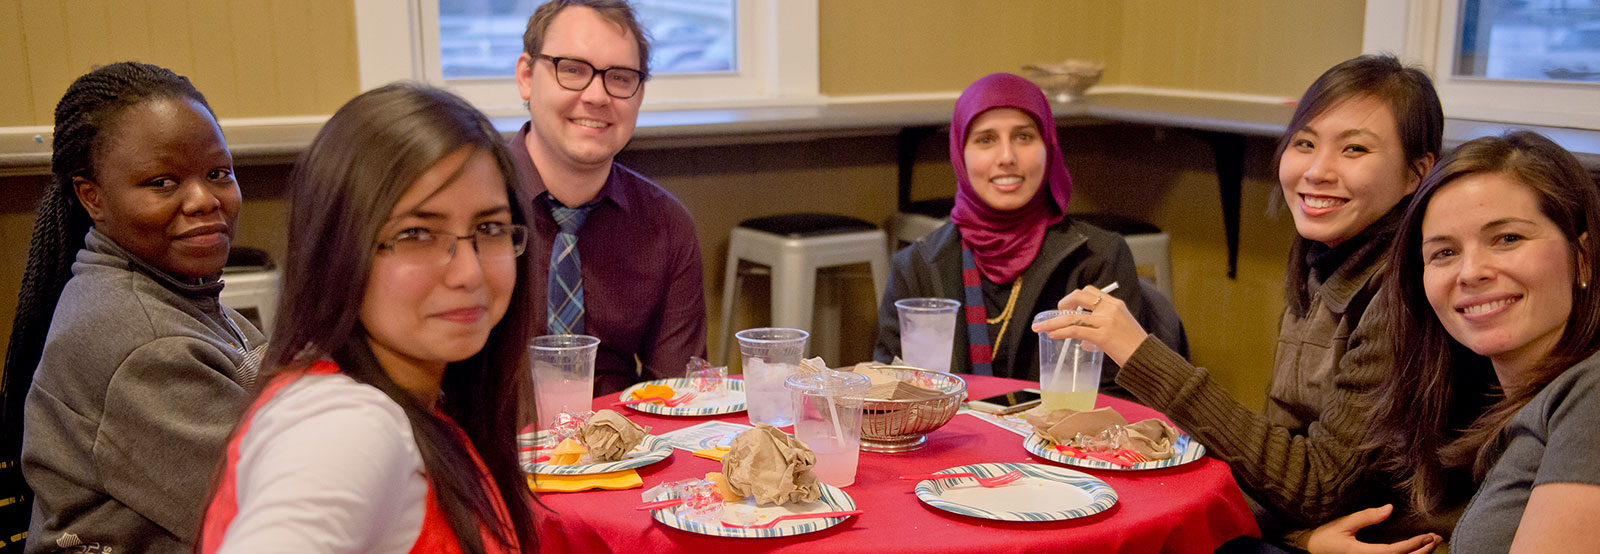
199, 83, 536, 553
1035, 55, 1445, 550
5, 61, 261, 553
1364, 131, 1600, 552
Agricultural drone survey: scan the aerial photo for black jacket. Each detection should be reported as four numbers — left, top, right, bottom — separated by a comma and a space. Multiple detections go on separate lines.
874, 218, 1187, 385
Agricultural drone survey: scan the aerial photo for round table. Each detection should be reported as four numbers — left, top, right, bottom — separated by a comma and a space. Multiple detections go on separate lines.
533, 374, 1259, 553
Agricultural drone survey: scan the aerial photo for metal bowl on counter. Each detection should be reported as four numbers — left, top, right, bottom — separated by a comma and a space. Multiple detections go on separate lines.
858, 366, 967, 453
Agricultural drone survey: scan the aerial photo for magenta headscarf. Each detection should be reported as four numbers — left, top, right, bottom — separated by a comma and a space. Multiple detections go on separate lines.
949, 73, 1073, 284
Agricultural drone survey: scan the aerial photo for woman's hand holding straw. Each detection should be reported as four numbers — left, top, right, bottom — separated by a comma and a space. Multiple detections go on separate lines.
1033, 282, 1148, 366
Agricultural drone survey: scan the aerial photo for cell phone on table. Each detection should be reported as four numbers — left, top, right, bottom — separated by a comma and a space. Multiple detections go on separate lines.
966, 389, 1042, 415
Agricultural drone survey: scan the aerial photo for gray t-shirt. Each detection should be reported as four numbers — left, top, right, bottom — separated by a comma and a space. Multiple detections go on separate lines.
1452, 351, 1600, 552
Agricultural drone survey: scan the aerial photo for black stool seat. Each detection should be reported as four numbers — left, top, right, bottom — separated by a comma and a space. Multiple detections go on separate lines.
1070, 213, 1162, 236
902, 197, 956, 219
739, 213, 877, 238
223, 246, 275, 273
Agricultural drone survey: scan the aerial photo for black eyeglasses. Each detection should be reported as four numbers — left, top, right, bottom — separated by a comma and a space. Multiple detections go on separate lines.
538, 55, 646, 99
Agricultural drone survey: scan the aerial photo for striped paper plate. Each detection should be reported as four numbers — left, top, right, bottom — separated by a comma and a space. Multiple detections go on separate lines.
617, 378, 746, 416
520, 431, 671, 475
1023, 432, 1206, 471
648, 484, 857, 538
913, 463, 1116, 522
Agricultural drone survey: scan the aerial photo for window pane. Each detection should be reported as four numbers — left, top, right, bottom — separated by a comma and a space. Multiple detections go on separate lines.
1455, 0, 1600, 83
438, 0, 736, 79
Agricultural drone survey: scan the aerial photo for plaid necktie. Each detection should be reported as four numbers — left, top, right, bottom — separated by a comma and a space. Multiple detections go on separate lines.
548, 201, 597, 335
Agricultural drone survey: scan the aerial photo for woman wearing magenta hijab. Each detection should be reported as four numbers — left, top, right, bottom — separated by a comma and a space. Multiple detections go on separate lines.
873, 72, 1171, 382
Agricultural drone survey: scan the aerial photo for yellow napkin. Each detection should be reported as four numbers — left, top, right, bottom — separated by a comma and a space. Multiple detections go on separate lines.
693, 446, 730, 461
527, 469, 642, 493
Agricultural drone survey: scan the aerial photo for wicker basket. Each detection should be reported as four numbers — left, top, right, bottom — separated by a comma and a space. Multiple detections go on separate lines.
858, 366, 967, 453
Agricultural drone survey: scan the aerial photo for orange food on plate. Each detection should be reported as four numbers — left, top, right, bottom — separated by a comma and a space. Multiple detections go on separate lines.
705, 471, 739, 501
631, 384, 676, 403
548, 438, 588, 465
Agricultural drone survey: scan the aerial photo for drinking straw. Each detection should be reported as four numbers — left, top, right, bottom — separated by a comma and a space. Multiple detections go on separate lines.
1051, 282, 1120, 394
822, 370, 848, 448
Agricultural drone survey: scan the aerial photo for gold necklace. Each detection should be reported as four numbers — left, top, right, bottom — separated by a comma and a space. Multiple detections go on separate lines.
987, 278, 1023, 341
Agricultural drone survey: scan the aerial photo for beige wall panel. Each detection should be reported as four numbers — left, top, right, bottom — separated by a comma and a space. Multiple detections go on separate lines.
228, 1, 278, 116
819, 0, 1121, 96
819, 0, 1360, 98
1117, 0, 1366, 98
184, 0, 240, 115
147, 0, 197, 74
2, 0, 358, 126
105, 2, 155, 66
18, 1, 69, 126
64, 3, 111, 80
0, 3, 33, 127
309, 1, 361, 114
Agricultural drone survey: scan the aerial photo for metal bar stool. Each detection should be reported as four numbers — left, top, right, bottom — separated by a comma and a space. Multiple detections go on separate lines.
717, 214, 890, 365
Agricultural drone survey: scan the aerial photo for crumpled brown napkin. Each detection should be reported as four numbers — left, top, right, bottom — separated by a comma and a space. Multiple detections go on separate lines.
1023, 406, 1181, 460
721, 424, 821, 506
578, 409, 650, 462
1121, 418, 1182, 460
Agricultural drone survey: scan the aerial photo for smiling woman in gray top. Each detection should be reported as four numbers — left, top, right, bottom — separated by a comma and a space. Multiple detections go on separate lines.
1373, 132, 1600, 553
2, 62, 262, 554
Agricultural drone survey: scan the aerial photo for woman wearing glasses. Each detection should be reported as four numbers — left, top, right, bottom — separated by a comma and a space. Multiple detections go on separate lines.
199, 83, 535, 553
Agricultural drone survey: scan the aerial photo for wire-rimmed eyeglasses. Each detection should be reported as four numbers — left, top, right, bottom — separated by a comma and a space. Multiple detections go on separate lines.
376, 223, 529, 267
539, 54, 646, 99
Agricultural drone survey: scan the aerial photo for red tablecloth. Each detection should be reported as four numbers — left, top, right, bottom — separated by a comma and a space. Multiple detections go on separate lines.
533, 375, 1258, 553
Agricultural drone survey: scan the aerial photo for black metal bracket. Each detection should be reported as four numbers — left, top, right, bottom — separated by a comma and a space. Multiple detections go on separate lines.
1193, 131, 1248, 279
896, 125, 940, 208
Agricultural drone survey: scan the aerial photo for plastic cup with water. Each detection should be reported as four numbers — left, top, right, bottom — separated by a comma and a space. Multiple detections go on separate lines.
894, 298, 960, 373
530, 334, 599, 429
1033, 310, 1102, 411
736, 327, 809, 427
787, 370, 870, 487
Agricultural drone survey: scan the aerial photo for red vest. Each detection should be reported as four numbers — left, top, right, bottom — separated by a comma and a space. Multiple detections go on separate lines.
200, 361, 520, 553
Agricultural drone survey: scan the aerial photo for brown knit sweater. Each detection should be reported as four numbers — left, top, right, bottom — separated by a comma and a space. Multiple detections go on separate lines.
1115, 213, 1418, 541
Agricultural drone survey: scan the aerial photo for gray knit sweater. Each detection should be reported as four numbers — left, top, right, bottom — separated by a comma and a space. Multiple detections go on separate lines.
22, 228, 263, 554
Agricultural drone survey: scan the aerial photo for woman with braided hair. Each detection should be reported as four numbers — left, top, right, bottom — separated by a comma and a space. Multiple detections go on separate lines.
3, 62, 262, 553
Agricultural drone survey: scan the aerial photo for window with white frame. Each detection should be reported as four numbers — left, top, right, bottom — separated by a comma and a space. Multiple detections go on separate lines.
1365, 0, 1600, 130
354, 0, 819, 116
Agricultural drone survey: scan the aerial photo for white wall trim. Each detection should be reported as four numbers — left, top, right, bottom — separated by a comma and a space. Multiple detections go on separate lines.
353, 0, 424, 90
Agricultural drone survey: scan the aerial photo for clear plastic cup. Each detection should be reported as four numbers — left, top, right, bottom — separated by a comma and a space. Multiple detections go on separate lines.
786, 370, 870, 487
736, 328, 809, 427
530, 334, 599, 429
894, 298, 961, 373
1032, 310, 1102, 411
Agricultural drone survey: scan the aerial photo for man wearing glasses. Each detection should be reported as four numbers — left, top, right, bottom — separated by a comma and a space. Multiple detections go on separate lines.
512, 0, 706, 396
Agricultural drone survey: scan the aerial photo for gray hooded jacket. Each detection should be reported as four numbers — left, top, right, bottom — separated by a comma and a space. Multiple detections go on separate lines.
22, 228, 263, 554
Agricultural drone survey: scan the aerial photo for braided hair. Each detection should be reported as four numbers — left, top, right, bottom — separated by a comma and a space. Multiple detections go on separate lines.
0, 61, 213, 544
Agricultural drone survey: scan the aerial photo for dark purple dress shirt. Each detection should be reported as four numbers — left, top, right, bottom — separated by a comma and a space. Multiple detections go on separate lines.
509, 122, 708, 396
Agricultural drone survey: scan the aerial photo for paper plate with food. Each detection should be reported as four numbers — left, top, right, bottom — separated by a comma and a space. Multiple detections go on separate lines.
911, 462, 1116, 522
616, 378, 746, 416
521, 409, 672, 475
1020, 406, 1206, 471
639, 424, 861, 538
